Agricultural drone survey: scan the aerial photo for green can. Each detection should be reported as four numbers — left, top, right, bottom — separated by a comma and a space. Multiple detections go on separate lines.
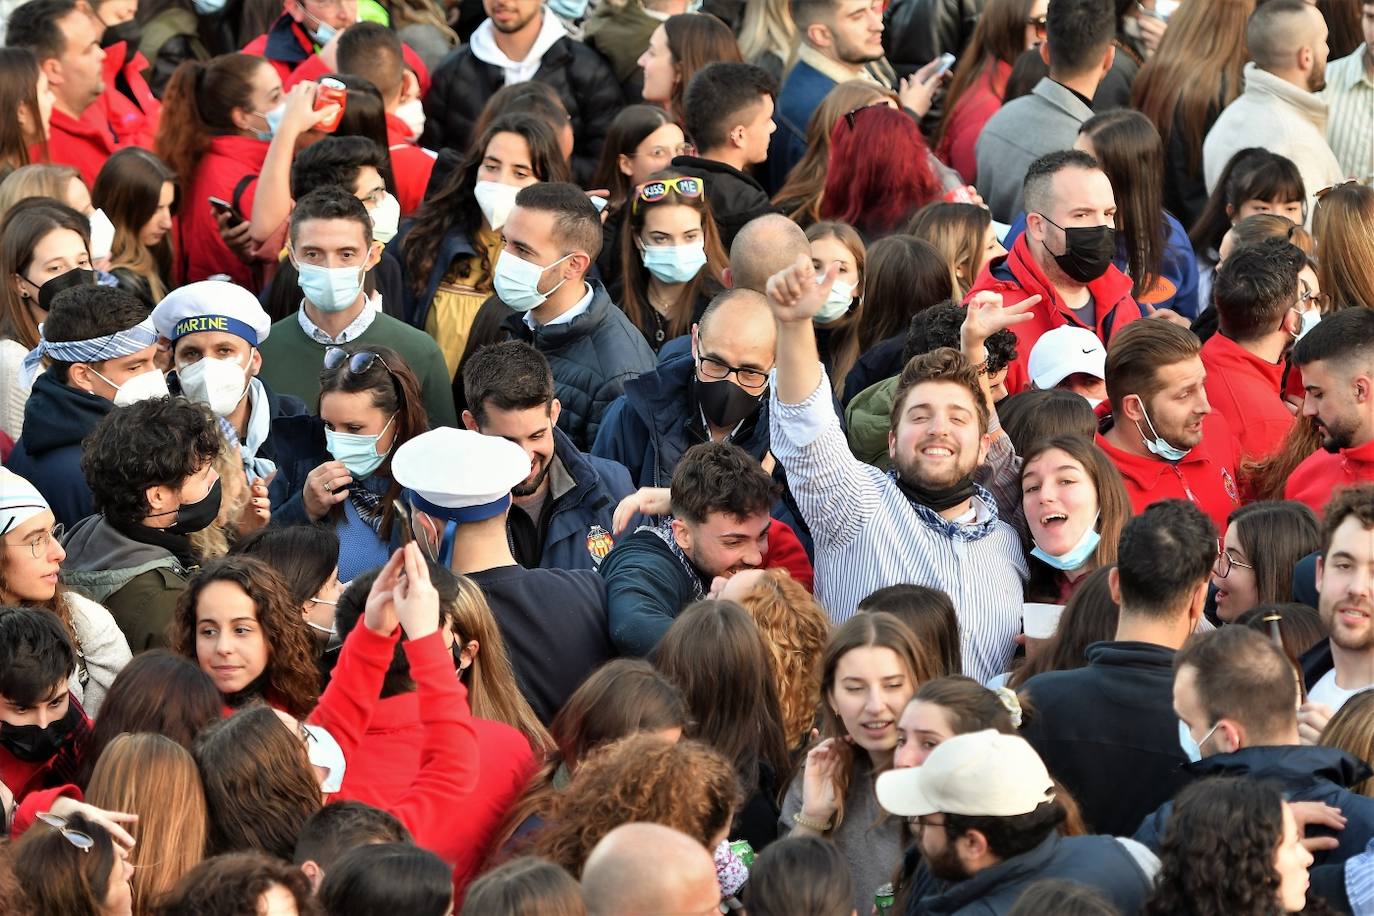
874, 882, 895, 915
728, 839, 756, 868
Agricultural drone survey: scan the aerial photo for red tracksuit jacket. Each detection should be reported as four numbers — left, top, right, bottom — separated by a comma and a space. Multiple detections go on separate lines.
1200, 332, 1294, 462
1285, 438, 1374, 517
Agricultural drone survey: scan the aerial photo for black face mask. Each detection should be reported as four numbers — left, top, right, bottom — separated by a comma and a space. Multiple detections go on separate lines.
1039, 215, 1116, 284
168, 477, 223, 535
892, 473, 977, 513
0, 702, 77, 763
694, 376, 765, 431
36, 268, 98, 313
101, 18, 142, 49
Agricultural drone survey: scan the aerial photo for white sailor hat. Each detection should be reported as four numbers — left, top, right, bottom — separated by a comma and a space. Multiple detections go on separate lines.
392, 428, 532, 523
151, 280, 272, 346
0, 468, 49, 537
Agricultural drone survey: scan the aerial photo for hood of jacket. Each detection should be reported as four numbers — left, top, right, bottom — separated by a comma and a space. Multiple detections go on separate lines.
1187, 744, 1373, 791
1241, 62, 1329, 131
621, 353, 770, 469
469, 9, 569, 83
20, 371, 113, 457
59, 514, 187, 603
844, 374, 898, 469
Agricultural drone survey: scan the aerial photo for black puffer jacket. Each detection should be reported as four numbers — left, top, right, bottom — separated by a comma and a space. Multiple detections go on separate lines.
499, 281, 656, 450
419, 36, 622, 185
883, 0, 983, 78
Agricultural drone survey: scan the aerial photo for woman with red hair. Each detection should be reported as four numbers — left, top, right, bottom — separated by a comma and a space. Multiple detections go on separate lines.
820, 106, 942, 242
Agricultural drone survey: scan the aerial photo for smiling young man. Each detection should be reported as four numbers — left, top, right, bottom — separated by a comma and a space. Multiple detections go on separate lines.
1097, 320, 1241, 531
1286, 308, 1374, 515
766, 255, 1029, 681
462, 340, 634, 572
7, 283, 163, 527
598, 440, 780, 656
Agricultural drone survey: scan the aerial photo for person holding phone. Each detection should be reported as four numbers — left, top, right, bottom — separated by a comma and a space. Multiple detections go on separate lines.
156, 53, 338, 287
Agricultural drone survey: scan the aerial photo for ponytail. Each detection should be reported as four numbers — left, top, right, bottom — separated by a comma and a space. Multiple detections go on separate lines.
155, 54, 265, 186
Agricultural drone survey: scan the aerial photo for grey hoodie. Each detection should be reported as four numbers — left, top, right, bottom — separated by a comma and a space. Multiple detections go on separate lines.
60, 514, 188, 604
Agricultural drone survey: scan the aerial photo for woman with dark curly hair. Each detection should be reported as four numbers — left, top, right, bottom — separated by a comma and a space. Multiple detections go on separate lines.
534, 733, 740, 881
169, 556, 321, 719
1144, 776, 1317, 916
154, 851, 320, 916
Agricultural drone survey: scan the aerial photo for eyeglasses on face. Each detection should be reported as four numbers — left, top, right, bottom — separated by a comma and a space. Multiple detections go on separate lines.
1026, 15, 1048, 35
635, 143, 696, 160
697, 355, 770, 391
2, 522, 64, 560
1213, 540, 1254, 579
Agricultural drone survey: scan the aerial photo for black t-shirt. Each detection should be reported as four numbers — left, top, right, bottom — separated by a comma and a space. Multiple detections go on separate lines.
465, 564, 615, 724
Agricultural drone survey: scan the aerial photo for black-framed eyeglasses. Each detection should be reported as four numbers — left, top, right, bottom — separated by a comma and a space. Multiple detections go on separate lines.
324, 347, 395, 377
1213, 540, 1254, 579
697, 355, 771, 391
37, 812, 95, 852
2, 522, 64, 560
1026, 14, 1048, 35
913, 816, 949, 834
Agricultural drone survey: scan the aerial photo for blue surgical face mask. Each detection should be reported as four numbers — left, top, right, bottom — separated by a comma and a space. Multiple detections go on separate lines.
325, 413, 395, 478
641, 241, 707, 285
298, 1, 337, 44
1178, 718, 1219, 764
1133, 396, 1191, 462
815, 278, 855, 323
1297, 308, 1321, 340
1031, 512, 1101, 571
296, 258, 367, 313
494, 249, 573, 312
253, 104, 285, 141
547, 0, 588, 19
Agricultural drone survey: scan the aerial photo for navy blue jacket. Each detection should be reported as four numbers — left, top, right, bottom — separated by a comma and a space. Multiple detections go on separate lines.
511, 427, 635, 572
1134, 745, 1374, 866
5, 373, 111, 527
1019, 641, 1192, 837
598, 526, 706, 656
911, 832, 1152, 915
389, 219, 479, 330
499, 281, 656, 451
769, 59, 835, 192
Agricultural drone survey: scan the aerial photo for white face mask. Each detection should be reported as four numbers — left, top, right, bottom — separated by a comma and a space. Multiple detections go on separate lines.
474, 181, 521, 231
302, 723, 347, 793
369, 192, 401, 246
93, 365, 170, 407
178, 354, 250, 417
394, 97, 426, 142
814, 278, 855, 323
88, 208, 115, 262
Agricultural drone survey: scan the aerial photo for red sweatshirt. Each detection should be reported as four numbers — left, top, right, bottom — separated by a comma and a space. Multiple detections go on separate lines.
242, 16, 431, 93
1096, 411, 1242, 531
1200, 333, 1294, 461
1285, 438, 1374, 517
309, 623, 482, 868
178, 135, 269, 286
3, 696, 91, 836
95, 41, 160, 151
966, 234, 1142, 395
385, 113, 437, 216
764, 518, 815, 592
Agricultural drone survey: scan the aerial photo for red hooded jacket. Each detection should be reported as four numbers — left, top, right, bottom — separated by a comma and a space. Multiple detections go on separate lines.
177, 135, 269, 286
966, 233, 1143, 394
385, 113, 437, 216
1200, 333, 1294, 461
1285, 438, 1374, 517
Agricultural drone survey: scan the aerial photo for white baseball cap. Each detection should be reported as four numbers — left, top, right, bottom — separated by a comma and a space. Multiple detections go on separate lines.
1028, 326, 1107, 390
875, 730, 1055, 818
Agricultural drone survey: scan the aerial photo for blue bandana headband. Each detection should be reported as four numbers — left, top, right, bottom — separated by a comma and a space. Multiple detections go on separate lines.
19, 316, 159, 387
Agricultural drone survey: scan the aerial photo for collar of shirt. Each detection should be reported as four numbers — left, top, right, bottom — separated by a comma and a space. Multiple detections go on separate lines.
298, 293, 381, 344
524, 282, 593, 330
1331, 44, 1374, 91
796, 43, 882, 86
548, 452, 577, 502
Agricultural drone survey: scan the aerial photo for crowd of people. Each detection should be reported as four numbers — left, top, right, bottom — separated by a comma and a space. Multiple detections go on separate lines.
2, 0, 1374, 912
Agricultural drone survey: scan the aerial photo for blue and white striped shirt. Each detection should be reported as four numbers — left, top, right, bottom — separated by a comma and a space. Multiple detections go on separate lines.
770, 370, 1028, 682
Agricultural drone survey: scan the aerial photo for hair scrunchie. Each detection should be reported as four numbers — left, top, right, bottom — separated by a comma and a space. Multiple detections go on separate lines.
994, 686, 1024, 729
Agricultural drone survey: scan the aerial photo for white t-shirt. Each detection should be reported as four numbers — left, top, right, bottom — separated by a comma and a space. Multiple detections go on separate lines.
1308, 668, 1374, 712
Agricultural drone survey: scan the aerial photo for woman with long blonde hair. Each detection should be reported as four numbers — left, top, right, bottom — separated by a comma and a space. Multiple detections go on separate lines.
85, 732, 209, 915
1313, 182, 1374, 314
737, 0, 796, 80
721, 568, 830, 749
773, 81, 896, 228
446, 574, 554, 755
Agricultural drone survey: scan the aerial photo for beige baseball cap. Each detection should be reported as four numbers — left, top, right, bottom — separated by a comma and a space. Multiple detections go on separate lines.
875, 730, 1055, 818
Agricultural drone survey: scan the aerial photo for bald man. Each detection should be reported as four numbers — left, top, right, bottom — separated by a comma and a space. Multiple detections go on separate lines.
1202, 0, 1342, 224
725, 214, 813, 294
582, 823, 721, 916
592, 288, 780, 487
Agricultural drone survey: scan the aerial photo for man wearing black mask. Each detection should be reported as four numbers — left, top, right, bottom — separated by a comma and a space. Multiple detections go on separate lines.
60, 397, 223, 651
593, 288, 778, 489
967, 149, 1145, 396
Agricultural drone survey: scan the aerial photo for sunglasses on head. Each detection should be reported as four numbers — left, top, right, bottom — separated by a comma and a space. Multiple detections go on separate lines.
632, 176, 704, 213
324, 347, 394, 377
37, 812, 94, 852
843, 101, 890, 129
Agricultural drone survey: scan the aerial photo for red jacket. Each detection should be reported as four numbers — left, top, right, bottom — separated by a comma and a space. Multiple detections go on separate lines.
1096, 411, 1241, 531
95, 41, 160, 150
1285, 438, 1374, 517
385, 113, 437, 216
1200, 333, 1294, 461
966, 233, 1142, 394
242, 15, 431, 93
3, 696, 90, 836
178, 135, 269, 286
936, 60, 1010, 185
764, 518, 815, 592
